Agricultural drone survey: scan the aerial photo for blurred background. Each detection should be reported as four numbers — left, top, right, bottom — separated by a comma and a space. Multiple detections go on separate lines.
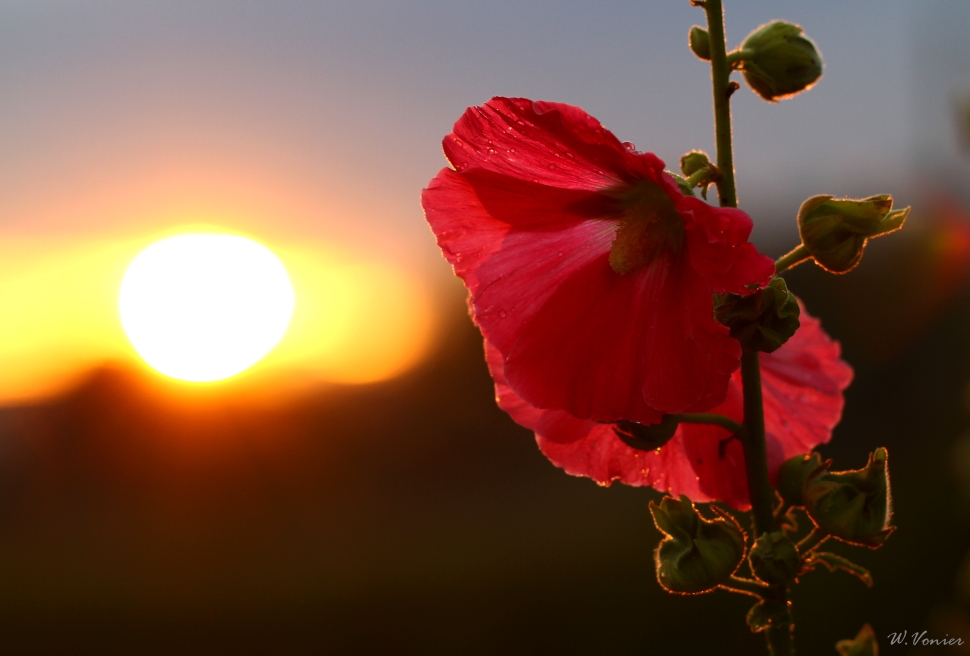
1, 0, 970, 652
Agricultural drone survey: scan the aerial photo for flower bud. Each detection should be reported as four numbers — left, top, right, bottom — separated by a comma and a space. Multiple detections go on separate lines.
748, 531, 801, 585
689, 26, 711, 61
798, 194, 910, 273
679, 150, 711, 177
836, 623, 878, 656
804, 448, 894, 548
614, 415, 679, 451
714, 277, 800, 353
650, 495, 745, 594
666, 172, 696, 197
739, 21, 823, 102
776, 452, 826, 508
747, 599, 793, 635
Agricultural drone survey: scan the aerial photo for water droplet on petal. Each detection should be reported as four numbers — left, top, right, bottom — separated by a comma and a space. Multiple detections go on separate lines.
509, 148, 516, 153
622, 141, 637, 152
557, 251, 564, 257
454, 138, 464, 147
499, 310, 508, 319
548, 164, 556, 169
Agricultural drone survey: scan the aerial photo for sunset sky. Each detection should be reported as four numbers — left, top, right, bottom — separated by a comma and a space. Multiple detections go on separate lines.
1, 0, 967, 402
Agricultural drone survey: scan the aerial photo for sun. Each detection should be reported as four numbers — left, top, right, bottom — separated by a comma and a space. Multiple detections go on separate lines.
119, 233, 295, 382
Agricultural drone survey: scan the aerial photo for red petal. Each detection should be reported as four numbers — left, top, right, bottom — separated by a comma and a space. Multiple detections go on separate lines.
504, 249, 739, 422
677, 301, 853, 509
761, 302, 854, 472
486, 341, 708, 497
444, 97, 669, 191
680, 197, 776, 295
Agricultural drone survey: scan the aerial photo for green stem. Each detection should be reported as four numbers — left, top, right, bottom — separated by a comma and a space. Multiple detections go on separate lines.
683, 167, 715, 189
726, 48, 756, 68
703, 4, 792, 653
796, 528, 829, 555
673, 413, 744, 434
704, 0, 738, 209
721, 576, 770, 599
775, 244, 811, 274
740, 351, 775, 535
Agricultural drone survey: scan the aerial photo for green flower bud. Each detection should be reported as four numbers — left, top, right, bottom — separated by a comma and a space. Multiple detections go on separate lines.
614, 415, 679, 451
748, 531, 801, 585
836, 623, 879, 656
747, 598, 793, 636
776, 452, 826, 508
798, 194, 911, 273
666, 172, 696, 197
739, 21, 823, 102
650, 495, 745, 594
689, 26, 711, 61
804, 448, 895, 548
679, 150, 711, 177
714, 277, 800, 353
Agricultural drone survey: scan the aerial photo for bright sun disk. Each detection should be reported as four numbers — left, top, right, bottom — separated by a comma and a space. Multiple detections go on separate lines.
119, 233, 294, 382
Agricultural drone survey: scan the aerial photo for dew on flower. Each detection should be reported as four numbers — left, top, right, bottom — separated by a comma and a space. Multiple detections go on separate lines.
498, 310, 508, 318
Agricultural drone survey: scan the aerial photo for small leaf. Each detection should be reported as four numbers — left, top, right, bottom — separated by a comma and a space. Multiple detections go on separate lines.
836, 623, 879, 656
806, 552, 873, 587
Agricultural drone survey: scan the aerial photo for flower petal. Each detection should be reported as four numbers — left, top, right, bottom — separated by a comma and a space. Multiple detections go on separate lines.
444, 97, 669, 191
486, 340, 708, 497
678, 301, 852, 509
504, 248, 739, 422
680, 197, 775, 294
761, 302, 854, 466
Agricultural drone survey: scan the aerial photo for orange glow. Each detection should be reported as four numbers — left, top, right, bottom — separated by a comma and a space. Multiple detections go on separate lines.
0, 230, 437, 405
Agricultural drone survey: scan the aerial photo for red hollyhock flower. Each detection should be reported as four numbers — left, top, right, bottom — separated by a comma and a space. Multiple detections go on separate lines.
422, 97, 775, 423
488, 301, 853, 509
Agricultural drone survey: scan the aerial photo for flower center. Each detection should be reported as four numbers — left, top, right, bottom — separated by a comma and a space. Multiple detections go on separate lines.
608, 181, 684, 275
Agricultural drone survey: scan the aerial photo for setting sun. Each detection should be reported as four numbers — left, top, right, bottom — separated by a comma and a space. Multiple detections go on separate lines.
119, 233, 295, 382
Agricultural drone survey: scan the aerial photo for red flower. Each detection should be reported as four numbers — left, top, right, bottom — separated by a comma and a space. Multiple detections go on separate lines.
422, 97, 775, 423
488, 301, 853, 509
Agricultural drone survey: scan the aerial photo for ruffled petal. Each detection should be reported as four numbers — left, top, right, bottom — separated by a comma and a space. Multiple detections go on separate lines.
504, 248, 739, 422
678, 301, 853, 509
680, 197, 775, 295
761, 302, 854, 471
444, 97, 670, 191
486, 341, 708, 497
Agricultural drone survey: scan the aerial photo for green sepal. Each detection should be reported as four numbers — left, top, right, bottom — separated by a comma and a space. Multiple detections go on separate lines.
614, 416, 679, 451
746, 598, 793, 635
689, 26, 711, 61
836, 623, 879, 656
649, 495, 746, 594
805, 552, 874, 588
797, 194, 911, 273
804, 447, 895, 548
776, 452, 826, 508
748, 531, 801, 586
738, 21, 823, 102
714, 277, 800, 353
